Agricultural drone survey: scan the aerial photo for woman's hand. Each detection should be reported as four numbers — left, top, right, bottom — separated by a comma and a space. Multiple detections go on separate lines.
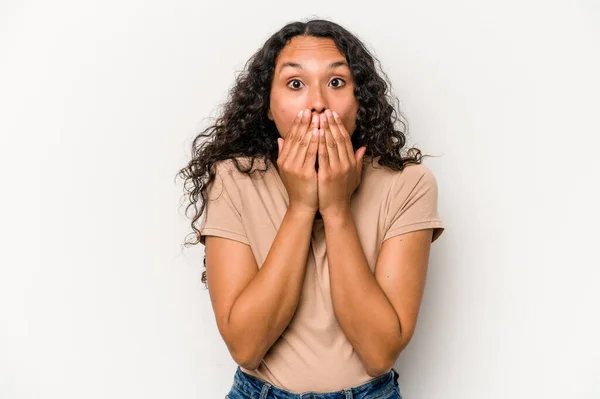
317, 109, 367, 219
277, 109, 320, 215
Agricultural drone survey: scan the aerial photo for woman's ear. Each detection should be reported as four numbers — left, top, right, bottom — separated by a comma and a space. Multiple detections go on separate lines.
267, 108, 273, 120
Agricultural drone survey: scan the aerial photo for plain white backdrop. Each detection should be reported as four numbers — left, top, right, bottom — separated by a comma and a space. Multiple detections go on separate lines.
1, 0, 599, 398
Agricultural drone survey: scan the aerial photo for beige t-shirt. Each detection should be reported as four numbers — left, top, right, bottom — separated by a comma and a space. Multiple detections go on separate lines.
199, 156, 444, 393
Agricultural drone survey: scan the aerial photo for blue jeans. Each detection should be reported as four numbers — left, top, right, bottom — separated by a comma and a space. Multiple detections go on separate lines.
225, 366, 402, 399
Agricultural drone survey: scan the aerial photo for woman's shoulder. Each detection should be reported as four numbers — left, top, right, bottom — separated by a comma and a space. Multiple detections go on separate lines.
212, 156, 271, 174
211, 156, 275, 188
363, 156, 437, 185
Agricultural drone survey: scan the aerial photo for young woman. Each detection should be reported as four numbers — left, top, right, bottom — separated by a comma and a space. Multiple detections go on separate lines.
179, 19, 444, 399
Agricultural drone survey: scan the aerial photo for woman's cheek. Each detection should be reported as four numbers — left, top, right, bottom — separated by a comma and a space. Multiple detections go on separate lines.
341, 115, 357, 136
280, 115, 294, 138
276, 117, 294, 139
273, 114, 291, 139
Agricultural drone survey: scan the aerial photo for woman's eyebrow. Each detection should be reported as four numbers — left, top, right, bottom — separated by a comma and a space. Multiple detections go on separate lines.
278, 60, 349, 74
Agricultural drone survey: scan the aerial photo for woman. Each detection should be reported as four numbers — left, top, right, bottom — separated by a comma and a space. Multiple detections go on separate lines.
179, 19, 444, 399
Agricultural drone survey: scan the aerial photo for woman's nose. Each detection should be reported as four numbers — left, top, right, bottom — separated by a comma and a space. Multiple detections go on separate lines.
308, 87, 327, 114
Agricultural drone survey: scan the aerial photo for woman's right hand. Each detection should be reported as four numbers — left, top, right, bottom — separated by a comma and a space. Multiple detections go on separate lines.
276, 109, 320, 215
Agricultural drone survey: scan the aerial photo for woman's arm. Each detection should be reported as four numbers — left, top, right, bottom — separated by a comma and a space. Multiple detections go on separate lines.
205, 205, 315, 370
323, 210, 433, 377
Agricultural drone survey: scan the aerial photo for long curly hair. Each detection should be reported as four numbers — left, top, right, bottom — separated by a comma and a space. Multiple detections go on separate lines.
178, 19, 425, 286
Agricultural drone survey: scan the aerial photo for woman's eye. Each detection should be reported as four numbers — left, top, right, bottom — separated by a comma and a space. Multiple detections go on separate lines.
330, 78, 346, 88
287, 78, 346, 90
287, 80, 304, 90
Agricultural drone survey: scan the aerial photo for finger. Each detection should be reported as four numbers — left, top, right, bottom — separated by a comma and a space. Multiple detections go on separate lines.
317, 127, 330, 172
332, 111, 355, 162
287, 109, 311, 163
303, 127, 320, 170
355, 146, 367, 184
292, 112, 319, 166
325, 109, 350, 167
279, 110, 304, 162
321, 112, 340, 167
355, 146, 367, 165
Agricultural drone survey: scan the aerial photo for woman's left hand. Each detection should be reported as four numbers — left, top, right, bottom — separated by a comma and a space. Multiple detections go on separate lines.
317, 109, 367, 219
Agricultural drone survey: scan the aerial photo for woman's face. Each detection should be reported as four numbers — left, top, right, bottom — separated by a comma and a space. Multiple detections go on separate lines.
268, 36, 359, 139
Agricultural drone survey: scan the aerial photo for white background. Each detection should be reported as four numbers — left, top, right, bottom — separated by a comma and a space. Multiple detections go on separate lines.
1, 0, 599, 398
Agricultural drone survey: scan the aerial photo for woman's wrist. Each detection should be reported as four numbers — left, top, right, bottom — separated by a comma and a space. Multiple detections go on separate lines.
286, 204, 318, 220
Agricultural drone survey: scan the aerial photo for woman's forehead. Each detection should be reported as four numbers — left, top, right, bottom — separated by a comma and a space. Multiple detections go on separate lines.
276, 36, 346, 67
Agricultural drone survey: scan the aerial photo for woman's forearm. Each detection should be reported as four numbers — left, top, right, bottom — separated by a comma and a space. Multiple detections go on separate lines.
227, 205, 315, 369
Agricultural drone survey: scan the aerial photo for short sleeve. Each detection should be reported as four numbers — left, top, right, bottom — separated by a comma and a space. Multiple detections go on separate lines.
198, 161, 249, 246
383, 164, 444, 243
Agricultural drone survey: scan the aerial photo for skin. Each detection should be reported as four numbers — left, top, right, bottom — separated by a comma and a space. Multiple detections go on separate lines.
206, 35, 435, 377
269, 36, 364, 216
268, 36, 359, 147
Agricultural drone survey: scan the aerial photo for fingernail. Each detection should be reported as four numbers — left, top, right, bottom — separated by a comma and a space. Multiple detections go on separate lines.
303, 109, 310, 117
326, 109, 332, 118
312, 114, 318, 124
298, 110, 303, 117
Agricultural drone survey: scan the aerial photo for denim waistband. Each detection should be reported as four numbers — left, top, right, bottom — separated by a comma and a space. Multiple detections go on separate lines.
231, 366, 400, 399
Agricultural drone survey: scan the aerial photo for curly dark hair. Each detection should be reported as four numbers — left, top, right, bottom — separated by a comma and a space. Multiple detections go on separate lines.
177, 19, 426, 286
